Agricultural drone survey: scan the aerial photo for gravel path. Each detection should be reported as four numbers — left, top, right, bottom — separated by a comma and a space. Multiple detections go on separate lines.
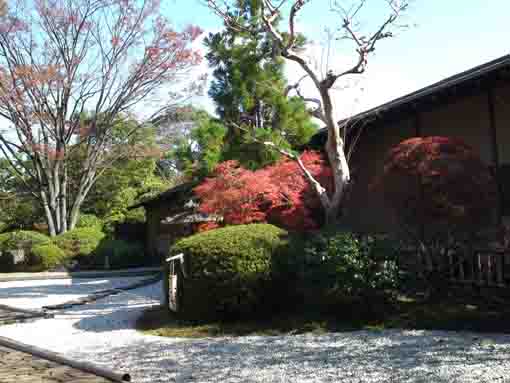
1, 279, 510, 382
0, 276, 152, 309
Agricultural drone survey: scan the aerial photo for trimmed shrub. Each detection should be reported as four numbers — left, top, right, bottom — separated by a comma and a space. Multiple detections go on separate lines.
0, 230, 52, 272
0, 230, 51, 250
274, 230, 400, 310
76, 214, 103, 230
30, 244, 67, 271
53, 228, 105, 267
94, 239, 145, 269
171, 223, 288, 319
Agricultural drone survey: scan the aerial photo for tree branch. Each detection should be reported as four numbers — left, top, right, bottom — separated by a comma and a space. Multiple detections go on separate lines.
230, 121, 330, 208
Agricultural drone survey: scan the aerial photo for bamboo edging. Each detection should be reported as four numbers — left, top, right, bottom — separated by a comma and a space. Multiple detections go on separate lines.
0, 304, 53, 319
0, 336, 131, 382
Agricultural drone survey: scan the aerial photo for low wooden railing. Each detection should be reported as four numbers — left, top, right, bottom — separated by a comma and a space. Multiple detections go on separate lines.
405, 248, 510, 287
448, 249, 510, 287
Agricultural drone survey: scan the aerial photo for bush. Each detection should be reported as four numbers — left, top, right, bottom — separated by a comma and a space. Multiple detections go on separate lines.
374, 136, 498, 238
0, 230, 51, 250
373, 137, 499, 296
274, 230, 400, 310
0, 230, 52, 272
53, 228, 105, 267
30, 244, 67, 271
76, 214, 103, 230
94, 239, 145, 269
171, 223, 288, 319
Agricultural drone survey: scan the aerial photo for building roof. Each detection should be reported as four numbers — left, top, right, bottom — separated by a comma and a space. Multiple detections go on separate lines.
161, 211, 222, 225
310, 54, 510, 144
128, 181, 199, 210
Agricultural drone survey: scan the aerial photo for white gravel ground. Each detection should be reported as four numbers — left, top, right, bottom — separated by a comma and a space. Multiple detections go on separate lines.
0, 276, 151, 309
1, 278, 510, 383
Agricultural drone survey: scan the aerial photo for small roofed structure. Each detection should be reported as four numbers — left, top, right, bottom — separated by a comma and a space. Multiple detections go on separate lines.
129, 182, 221, 260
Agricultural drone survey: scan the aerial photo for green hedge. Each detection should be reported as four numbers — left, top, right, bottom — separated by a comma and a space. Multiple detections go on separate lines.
0, 230, 51, 251
53, 228, 105, 267
0, 231, 52, 272
94, 239, 145, 269
30, 244, 67, 271
274, 230, 401, 311
76, 214, 103, 230
171, 224, 288, 319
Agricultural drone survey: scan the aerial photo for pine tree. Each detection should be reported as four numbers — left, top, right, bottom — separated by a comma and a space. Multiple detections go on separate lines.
205, 0, 316, 169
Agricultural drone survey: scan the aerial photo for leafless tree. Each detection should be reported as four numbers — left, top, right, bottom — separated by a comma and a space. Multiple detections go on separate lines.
0, 0, 203, 235
207, 0, 409, 224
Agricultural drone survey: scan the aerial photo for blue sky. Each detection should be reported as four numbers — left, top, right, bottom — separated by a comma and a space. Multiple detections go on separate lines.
165, 0, 510, 119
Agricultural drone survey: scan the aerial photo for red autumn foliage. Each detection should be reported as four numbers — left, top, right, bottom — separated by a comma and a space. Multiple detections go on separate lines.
373, 136, 498, 233
194, 151, 333, 231
195, 221, 221, 233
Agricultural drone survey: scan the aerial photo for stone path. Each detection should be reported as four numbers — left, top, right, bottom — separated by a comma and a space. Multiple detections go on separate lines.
0, 344, 118, 383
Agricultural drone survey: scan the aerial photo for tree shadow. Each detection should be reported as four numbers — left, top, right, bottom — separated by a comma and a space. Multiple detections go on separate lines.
17, 277, 510, 383
81, 329, 510, 383
0, 277, 155, 310
70, 280, 162, 332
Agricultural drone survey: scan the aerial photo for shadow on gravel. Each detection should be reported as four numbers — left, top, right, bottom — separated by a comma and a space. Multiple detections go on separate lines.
85, 330, 510, 383
70, 281, 161, 333
0, 279, 117, 300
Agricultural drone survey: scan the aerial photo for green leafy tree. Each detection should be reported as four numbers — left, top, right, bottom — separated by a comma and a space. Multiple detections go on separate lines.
151, 105, 227, 180
205, 0, 316, 169
171, 110, 227, 178
208, 0, 408, 224
0, 0, 202, 236
81, 118, 171, 230
0, 159, 44, 232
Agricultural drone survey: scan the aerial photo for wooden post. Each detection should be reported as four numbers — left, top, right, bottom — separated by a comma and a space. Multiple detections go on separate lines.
448, 253, 454, 281
487, 254, 493, 286
497, 254, 504, 285
458, 250, 466, 281
162, 262, 170, 309
477, 253, 483, 285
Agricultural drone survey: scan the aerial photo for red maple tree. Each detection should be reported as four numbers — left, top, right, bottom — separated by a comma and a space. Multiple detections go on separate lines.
194, 151, 333, 232
373, 136, 498, 234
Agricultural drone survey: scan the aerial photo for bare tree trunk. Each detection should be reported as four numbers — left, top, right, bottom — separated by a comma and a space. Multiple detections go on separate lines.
54, 166, 61, 234
208, 0, 407, 226
41, 192, 57, 237
60, 167, 68, 233
69, 198, 82, 232
69, 171, 97, 231
322, 88, 351, 224
0, 0, 202, 237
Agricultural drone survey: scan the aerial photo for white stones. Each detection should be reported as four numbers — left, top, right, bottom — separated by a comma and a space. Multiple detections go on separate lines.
1, 279, 510, 382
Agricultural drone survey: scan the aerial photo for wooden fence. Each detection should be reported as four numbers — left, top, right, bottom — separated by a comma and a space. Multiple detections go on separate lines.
406, 248, 510, 287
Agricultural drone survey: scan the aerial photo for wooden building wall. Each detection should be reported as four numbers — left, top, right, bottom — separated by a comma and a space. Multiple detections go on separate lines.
344, 80, 510, 233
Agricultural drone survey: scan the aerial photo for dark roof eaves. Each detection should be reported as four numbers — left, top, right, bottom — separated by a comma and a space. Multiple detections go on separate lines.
315, 54, 510, 138
128, 181, 199, 210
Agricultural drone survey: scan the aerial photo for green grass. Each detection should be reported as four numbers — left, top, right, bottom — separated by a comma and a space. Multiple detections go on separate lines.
136, 294, 510, 338
383, 296, 510, 333
136, 307, 357, 338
